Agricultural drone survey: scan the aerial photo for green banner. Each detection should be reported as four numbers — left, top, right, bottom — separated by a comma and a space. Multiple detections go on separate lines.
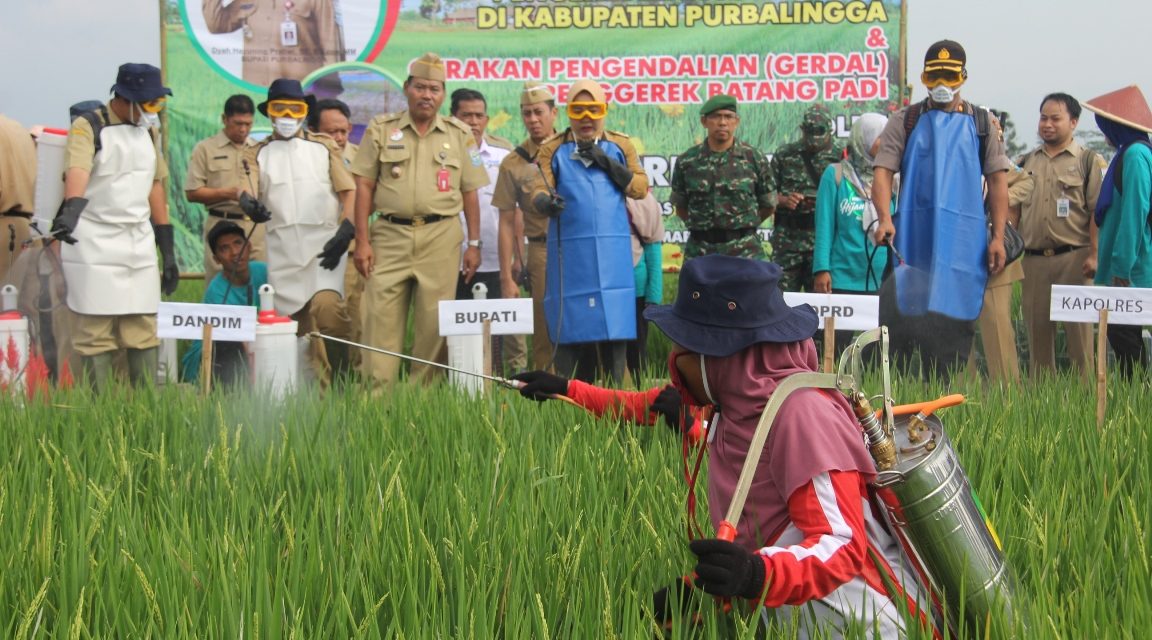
164, 0, 906, 271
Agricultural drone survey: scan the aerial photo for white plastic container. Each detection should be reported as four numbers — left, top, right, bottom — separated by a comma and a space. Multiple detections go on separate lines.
253, 284, 298, 398
0, 285, 30, 394
446, 282, 490, 396
34, 128, 68, 232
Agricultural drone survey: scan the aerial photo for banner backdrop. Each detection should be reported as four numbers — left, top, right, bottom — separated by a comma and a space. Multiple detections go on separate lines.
163, 0, 906, 271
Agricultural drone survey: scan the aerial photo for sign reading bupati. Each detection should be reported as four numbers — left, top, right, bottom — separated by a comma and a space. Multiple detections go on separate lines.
438, 299, 534, 337
1049, 285, 1152, 325
162, 1, 906, 271
157, 302, 258, 342
783, 292, 879, 331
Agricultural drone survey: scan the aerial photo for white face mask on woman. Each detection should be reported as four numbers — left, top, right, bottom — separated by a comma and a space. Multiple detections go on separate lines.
274, 117, 303, 138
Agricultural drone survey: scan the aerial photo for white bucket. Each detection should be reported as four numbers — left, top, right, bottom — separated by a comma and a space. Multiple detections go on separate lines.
0, 284, 30, 394
34, 128, 68, 231
253, 284, 298, 398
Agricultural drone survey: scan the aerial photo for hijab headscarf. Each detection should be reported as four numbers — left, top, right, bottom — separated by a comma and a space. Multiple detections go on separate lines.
1095, 113, 1152, 225
699, 340, 876, 548
846, 113, 888, 181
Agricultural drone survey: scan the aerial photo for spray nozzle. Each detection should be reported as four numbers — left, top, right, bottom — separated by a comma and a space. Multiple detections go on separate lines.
1, 284, 19, 314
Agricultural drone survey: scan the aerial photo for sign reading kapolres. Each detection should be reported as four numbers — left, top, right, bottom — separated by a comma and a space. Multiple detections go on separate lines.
163, 0, 905, 271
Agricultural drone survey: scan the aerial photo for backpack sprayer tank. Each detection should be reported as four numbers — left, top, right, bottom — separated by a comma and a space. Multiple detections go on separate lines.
841, 329, 1015, 637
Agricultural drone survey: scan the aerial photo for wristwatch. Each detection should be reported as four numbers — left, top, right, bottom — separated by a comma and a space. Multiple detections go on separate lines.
467, 239, 483, 249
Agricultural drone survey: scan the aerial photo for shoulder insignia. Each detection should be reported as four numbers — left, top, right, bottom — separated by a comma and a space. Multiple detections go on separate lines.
485, 133, 514, 150
605, 129, 631, 139
445, 116, 472, 134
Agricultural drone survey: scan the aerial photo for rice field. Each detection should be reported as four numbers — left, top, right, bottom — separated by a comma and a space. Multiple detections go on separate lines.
1, 348, 1149, 638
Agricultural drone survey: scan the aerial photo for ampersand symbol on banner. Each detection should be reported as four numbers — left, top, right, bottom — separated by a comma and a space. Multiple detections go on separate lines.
866, 27, 888, 50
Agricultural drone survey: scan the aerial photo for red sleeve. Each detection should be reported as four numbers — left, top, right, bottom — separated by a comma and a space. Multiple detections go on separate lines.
565, 379, 664, 426
754, 470, 869, 607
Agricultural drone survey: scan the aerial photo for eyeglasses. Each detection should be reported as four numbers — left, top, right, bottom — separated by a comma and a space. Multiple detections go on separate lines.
921, 68, 965, 88
266, 100, 309, 118
139, 98, 167, 113
567, 101, 607, 120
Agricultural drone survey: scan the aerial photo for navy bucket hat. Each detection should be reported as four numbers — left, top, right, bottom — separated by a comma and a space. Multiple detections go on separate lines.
110, 63, 172, 102
644, 256, 818, 357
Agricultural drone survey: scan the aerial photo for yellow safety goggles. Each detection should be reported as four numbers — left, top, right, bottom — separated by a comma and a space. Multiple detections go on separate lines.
266, 100, 309, 118
139, 98, 167, 114
567, 101, 607, 120
921, 68, 965, 89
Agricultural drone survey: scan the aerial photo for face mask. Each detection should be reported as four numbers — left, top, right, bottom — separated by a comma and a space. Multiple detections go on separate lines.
274, 117, 303, 138
139, 112, 160, 129
928, 84, 957, 104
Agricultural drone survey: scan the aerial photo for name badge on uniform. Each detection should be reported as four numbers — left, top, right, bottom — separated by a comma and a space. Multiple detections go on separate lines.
437, 167, 450, 192
1056, 197, 1070, 218
280, 2, 298, 47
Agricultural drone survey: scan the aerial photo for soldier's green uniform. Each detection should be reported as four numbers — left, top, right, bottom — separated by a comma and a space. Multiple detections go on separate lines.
670, 139, 774, 260
770, 105, 843, 291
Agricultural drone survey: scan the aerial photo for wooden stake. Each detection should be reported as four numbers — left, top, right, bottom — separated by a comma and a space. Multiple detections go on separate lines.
823, 316, 836, 374
1096, 309, 1108, 429
482, 320, 493, 393
201, 323, 213, 396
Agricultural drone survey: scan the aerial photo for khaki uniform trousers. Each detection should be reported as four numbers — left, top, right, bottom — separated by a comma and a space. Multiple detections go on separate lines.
202, 215, 266, 281
0, 214, 32, 284
343, 253, 364, 369
292, 289, 351, 388
361, 217, 461, 390
969, 259, 1023, 384
1022, 247, 1094, 378
526, 241, 553, 370
71, 313, 159, 356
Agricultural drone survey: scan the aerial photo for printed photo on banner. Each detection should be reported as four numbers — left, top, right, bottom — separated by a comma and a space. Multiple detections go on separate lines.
304, 63, 407, 146
182, 0, 389, 88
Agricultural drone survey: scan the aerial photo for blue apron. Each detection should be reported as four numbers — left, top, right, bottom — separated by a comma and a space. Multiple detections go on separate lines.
894, 109, 988, 320
544, 138, 637, 344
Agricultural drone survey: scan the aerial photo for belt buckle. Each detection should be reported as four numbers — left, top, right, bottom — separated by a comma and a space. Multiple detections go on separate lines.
1043, 248, 1056, 257
411, 215, 426, 227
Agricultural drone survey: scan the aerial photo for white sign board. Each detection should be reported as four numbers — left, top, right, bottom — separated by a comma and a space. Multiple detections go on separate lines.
783, 292, 879, 331
157, 302, 257, 342
1049, 285, 1152, 326
439, 298, 534, 336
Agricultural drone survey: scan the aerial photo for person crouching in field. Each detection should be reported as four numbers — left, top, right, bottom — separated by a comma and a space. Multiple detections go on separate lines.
512, 255, 932, 637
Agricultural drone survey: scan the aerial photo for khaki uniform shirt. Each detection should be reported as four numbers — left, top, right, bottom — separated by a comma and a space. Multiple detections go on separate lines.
1018, 141, 1103, 250
351, 111, 488, 217
65, 106, 168, 180
202, 0, 345, 87
535, 129, 649, 201
491, 136, 551, 238
342, 141, 359, 167
0, 114, 37, 214
874, 103, 1010, 175
185, 131, 254, 215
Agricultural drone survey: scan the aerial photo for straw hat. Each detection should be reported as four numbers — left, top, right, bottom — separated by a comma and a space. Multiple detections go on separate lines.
1083, 85, 1152, 134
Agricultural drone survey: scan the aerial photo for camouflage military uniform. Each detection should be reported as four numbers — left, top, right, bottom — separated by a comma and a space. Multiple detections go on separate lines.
670, 139, 775, 260
770, 106, 843, 291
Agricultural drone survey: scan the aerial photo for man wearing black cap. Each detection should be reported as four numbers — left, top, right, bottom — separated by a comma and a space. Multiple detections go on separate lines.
246, 78, 356, 387
50, 62, 177, 390
180, 221, 269, 386
871, 40, 1010, 381
671, 93, 775, 261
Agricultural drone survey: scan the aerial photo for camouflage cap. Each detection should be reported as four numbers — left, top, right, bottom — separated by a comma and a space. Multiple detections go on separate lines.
569, 79, 607, 104
700, 94, 738, 116
409, 53, 446, 82
521, 82, 555, 106
801, 104, 832, 131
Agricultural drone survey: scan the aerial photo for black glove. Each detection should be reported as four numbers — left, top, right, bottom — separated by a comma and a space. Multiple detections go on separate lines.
531, 191, 566, 218
651, 578, 696, 627
650, 386, 696, 434
50, 197, 88, 245
577, 141, 634, 191
238, 192, 272, 223
689, 538, 766, 600
317, 219, 355, 270
154, 224, 180, 296
510, 370, 569, 401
